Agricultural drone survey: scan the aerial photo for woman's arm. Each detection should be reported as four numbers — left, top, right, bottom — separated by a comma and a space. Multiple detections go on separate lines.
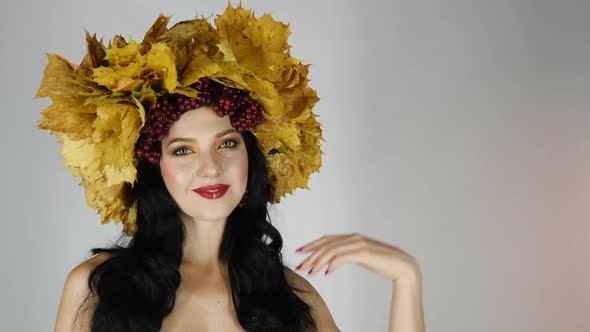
388, 266, 425, 332
295, 233, 426, 332
55, 263, 94, 332
54, 253, 110, 332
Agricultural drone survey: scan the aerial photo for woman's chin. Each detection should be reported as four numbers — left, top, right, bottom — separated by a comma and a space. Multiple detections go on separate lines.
180, 205, 238, 222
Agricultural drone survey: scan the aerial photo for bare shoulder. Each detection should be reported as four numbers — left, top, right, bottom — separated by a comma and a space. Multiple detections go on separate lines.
283, 266, 341, 332
54, 253, 113, 332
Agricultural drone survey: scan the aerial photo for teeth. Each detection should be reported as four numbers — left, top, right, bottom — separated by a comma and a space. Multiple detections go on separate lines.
205, 189, 219, 192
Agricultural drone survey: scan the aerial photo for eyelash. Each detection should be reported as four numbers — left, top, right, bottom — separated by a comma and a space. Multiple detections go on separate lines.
172, 139, 239, 156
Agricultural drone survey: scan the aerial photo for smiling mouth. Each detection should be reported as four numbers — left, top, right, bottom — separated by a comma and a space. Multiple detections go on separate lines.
192, 184, 230, 199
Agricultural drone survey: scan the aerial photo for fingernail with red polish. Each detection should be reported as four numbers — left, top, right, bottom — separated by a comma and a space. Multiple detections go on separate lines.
295, 263, 302, 270
308, 268, 313, 275
296, 247, 304, 252
325, 270, 330, 275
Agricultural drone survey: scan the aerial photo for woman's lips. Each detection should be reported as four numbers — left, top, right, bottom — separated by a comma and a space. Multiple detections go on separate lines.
192, 184, 230, 199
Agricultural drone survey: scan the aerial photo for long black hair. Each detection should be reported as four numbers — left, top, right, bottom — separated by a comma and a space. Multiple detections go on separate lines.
76, 130, 316, 331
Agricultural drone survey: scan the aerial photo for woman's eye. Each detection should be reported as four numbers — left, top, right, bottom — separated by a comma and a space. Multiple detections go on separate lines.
220, 139, 238, 149
173, 147, 192, 156
172, 139, 238, 156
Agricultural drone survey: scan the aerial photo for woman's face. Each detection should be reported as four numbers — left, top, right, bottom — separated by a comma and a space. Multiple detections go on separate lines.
159, 106, 248, 222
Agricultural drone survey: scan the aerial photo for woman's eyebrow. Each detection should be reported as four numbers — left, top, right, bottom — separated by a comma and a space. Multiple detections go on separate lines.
167, 128, 238, 146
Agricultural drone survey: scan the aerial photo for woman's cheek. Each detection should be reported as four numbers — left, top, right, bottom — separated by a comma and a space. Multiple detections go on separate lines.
235, 150, 249, 193
160, 159, 188, 191
240, 154, 248, 180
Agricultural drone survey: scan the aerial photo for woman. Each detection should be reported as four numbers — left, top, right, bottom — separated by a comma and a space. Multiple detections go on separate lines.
38, 4, 425, 331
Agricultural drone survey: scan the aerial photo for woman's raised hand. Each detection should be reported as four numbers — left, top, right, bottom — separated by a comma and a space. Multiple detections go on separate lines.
295, 233, 426, 331
295, 233, 421, 282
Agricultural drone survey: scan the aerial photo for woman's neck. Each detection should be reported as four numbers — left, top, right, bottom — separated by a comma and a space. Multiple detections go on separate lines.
180, 213, 228, 266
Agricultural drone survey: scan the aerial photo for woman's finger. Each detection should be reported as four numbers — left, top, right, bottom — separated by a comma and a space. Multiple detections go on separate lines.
297, 236, 366, 274
296, 233, 360, 253
296, 234, 339, 253
309, 239, 368, 275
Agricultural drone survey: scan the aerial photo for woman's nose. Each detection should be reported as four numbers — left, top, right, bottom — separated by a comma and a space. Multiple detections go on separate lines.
194, 150, 223, 177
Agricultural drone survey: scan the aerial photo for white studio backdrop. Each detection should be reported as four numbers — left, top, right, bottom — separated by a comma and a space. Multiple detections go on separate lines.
1, 0, 589, 331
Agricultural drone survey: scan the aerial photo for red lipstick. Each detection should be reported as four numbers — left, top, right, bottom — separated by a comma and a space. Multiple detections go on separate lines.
192, 184, 230, 199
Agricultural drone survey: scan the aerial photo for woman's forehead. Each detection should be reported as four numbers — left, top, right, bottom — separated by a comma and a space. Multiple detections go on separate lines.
165, 107, 235, 140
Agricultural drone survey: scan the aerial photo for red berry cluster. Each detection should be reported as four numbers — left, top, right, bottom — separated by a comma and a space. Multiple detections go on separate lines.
135, 77, 265, 164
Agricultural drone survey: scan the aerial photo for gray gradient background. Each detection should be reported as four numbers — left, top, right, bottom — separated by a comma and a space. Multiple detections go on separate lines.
1, 0, 588, 331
